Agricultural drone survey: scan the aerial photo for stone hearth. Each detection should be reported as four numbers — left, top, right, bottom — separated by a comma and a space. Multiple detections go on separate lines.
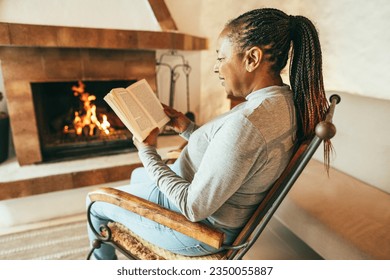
0, 135, 186, 200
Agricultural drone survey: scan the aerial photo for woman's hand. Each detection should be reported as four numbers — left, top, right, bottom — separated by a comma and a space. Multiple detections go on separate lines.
133, 127, 159, 150
163, 104, 191, 134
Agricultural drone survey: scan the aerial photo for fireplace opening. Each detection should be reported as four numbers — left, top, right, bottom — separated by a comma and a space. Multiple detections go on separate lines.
32, 80, 137, 162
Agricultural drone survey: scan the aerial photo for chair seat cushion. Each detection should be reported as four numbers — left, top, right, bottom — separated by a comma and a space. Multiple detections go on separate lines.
108, 222, 226, 260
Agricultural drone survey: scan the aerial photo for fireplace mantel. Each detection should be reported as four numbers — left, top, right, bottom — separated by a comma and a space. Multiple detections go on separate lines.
0, 22, 208, 50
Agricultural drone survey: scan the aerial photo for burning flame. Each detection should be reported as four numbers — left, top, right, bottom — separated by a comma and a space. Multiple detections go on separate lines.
64, 81, 110, 136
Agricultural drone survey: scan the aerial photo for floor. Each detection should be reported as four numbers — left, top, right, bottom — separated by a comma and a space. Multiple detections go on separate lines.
243, 217, 322, 260
0, 180, 322, 260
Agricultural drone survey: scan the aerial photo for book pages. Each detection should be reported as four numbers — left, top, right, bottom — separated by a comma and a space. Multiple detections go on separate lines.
104, 79, 169, 142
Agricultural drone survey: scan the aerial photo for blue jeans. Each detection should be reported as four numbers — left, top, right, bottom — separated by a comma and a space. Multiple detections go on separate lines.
87, 167, 236, 259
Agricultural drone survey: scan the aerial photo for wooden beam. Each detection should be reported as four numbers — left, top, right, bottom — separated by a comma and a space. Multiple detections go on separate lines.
0, 22, 207, 51
148, 0, 178, 31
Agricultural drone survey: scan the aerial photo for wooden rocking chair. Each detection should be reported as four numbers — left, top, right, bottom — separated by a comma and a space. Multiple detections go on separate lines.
86, 94, 341, 260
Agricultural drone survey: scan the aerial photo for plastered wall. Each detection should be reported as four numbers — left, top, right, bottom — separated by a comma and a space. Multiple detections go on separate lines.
167, 0, 390, 119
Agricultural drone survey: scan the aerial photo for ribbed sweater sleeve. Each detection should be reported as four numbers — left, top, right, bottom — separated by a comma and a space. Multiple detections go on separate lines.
137, 114, 266, 222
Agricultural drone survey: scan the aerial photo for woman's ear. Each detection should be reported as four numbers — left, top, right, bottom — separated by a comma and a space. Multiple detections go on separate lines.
245, 47, 263, 72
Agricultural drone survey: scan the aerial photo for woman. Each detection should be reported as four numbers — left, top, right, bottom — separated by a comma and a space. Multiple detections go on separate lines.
87, 8, 329, 259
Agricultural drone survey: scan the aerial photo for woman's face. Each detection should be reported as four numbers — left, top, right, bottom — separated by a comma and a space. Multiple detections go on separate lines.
214, 30, 247, 97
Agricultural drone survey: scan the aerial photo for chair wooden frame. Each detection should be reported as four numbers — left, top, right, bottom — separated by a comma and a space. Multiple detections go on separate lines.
86, 94, 341, 260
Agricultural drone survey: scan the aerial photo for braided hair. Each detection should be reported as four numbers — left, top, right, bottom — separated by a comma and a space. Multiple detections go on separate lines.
226, 8, 332, 168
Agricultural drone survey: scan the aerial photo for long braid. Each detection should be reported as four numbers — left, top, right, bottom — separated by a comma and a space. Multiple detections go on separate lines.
290, 16, 327, 139
226, 8, 332, 169
289, 15, 332, 171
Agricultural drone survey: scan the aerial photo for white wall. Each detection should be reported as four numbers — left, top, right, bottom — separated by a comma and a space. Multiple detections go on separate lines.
168, 0, 390, 122
0, 0, 160, 30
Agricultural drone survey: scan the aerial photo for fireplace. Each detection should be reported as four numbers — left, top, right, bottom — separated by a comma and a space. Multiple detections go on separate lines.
0, 22, 207, 166
0, 45, 158, 165
0, 19, 207, 200
32, 80, 137, 162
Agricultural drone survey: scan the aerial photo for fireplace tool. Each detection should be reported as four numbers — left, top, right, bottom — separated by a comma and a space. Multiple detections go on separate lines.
156, 51, 195, 122
182, 63, 194, 122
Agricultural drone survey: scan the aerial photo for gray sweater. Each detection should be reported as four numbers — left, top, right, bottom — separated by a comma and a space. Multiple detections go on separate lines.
138, 85, 297, 230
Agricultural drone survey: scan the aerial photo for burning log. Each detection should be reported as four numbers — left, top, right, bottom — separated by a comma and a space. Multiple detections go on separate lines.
65, 81, 111, 137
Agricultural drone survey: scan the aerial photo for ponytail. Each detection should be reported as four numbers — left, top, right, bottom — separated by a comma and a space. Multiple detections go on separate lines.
289, 15, 332, 170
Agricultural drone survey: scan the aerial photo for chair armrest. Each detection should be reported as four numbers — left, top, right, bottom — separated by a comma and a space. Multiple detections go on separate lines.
88, 187, 225, 249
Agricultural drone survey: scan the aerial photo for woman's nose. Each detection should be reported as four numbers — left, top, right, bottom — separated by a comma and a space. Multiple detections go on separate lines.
213, 62, 219, 73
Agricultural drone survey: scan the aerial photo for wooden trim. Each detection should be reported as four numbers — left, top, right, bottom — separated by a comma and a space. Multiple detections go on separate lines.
0, 22, 207, 51
148, 0, 178, 31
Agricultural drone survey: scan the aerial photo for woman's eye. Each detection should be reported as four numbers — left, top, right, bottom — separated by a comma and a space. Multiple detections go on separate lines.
217, 57, 225, 62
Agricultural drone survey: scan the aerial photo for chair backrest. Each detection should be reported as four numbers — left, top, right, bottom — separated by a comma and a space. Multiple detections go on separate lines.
225, 94, 340, 260
86, 95, 340, 261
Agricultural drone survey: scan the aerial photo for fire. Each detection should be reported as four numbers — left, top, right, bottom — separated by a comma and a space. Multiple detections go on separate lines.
64, 81, 111, 136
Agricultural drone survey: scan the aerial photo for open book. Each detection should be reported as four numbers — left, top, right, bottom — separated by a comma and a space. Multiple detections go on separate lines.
104, 79, 170, 142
